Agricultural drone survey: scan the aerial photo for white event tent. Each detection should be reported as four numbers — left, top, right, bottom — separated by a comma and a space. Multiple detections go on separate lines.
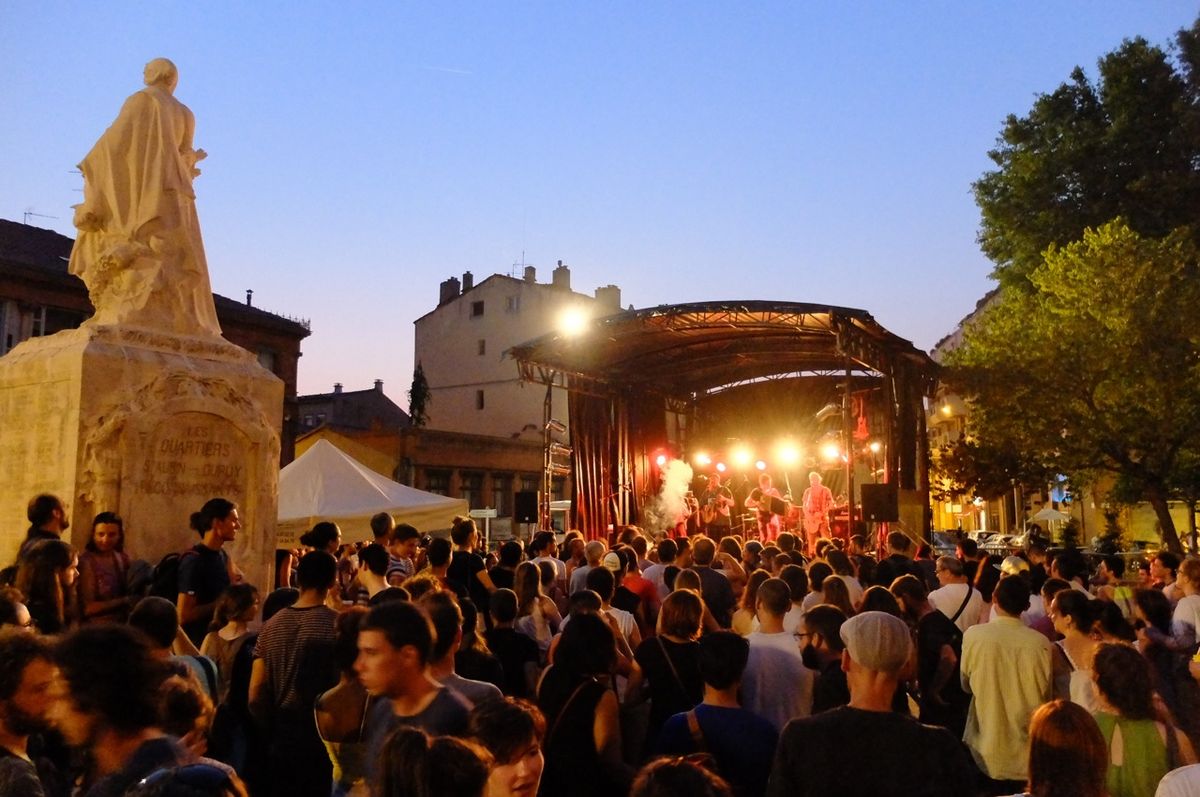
277, 439, 467, 545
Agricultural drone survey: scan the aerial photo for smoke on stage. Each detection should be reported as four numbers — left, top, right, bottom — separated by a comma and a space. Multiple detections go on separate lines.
643, 459, 693, 536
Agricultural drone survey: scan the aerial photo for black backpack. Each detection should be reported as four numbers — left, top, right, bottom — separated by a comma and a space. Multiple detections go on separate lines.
148, 549, 198, 602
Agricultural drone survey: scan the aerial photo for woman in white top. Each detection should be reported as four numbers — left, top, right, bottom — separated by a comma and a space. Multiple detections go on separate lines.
1050, 589, 1101, 712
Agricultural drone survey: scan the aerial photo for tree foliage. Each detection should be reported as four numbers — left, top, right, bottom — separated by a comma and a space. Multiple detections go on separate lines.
974, 19, 1200, 288
946, 221, 1200, 552
407, 362, 430, 428
931, 437, 1051, 503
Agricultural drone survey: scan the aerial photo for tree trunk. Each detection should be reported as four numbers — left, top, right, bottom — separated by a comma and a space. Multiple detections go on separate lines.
1146, 486, 1184, 554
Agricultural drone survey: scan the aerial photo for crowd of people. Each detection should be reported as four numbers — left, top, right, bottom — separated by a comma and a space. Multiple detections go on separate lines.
4, 492, 1200, 796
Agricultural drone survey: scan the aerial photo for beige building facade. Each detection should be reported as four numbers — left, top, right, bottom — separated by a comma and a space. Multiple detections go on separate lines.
414, 262, 622, 438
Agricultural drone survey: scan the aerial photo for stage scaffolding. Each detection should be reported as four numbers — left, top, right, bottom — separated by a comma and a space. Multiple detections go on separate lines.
510, 301, 938, 540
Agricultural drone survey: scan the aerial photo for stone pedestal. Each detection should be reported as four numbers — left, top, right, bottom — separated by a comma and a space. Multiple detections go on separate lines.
0, 325, 282, 593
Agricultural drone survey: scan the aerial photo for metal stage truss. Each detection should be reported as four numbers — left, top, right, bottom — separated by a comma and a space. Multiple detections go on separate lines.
509, 301, 939, 541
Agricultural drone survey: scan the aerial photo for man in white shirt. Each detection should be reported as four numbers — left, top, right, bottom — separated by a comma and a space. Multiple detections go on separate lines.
569, 540, 606, 595
928, 556, 984, 632
642, 538, 678, 601
742, 578, 813, 731
961, 576, 1052, 789
529, 531, 566, 583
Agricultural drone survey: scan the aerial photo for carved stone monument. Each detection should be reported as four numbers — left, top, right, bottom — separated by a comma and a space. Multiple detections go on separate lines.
0, 59, 281, 591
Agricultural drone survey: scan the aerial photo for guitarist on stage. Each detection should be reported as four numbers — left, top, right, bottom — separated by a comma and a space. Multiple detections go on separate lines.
699, 474, 734, 539
802, 471, 835, 555
745, 472, 784, 542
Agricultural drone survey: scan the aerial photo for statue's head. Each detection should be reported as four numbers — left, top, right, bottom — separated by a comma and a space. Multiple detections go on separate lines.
143, 58, 179, 91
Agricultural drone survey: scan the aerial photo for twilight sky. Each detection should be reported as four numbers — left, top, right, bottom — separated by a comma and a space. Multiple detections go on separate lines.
2, 3, 1195, 397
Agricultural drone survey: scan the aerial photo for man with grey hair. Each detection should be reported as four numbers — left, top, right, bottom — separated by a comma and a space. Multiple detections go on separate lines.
568, 540, 607, 594
766, 611, 976, 796
928, 555, 984, 632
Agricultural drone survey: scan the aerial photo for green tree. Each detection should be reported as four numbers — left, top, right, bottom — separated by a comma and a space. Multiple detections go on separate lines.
946, 221, 1200, 553
407, 362, 430, 427
974, 19, 1200, 288
931, 437, 1050, 503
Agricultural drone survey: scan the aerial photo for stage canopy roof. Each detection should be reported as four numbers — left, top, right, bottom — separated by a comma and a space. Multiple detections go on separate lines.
509, 300, 938, 397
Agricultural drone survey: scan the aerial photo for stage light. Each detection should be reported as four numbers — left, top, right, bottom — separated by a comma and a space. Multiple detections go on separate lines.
694, 452, 712, 467
655, 453, 667, 467
868, 441, 882, 454
940, 403, 952, 416
716, 462, 727, 473
755, 460, 767, 471
559, 306, 590, 337
776, 442, 801, 466
820, 441, 842, 462
731, 446, 753, 468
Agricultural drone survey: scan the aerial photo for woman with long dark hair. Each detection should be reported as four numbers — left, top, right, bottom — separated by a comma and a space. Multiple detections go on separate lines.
17, 539, 78, 633
1092, 643, 1196, 796
78, 511, 134, 624
537, 613, 633, 797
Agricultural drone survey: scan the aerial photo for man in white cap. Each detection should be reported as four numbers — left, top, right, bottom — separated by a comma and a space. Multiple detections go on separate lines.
766, 611, 976, 797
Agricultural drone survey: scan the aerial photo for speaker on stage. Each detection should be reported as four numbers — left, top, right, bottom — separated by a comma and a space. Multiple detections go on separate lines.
860, 483, 899, 523
514, 491, 539, 524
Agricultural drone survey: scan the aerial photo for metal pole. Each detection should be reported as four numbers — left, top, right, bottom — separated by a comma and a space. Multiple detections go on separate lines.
843, 358, 855, 540
542, 381, 552, 530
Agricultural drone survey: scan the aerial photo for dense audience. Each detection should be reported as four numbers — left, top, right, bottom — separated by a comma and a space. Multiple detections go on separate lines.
7, 491, 1200, 796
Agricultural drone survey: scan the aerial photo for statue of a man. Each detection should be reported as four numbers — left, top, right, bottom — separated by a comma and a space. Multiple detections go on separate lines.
69, 58, 222, 336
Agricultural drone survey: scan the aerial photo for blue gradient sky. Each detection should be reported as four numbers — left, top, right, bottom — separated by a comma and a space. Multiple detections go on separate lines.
3, 3, 1195, 396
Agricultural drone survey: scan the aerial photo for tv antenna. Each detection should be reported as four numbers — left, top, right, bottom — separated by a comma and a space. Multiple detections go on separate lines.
23, 208, 58, 225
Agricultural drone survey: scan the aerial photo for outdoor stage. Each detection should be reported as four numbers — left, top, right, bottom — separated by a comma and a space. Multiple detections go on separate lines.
510, 301, 939, 544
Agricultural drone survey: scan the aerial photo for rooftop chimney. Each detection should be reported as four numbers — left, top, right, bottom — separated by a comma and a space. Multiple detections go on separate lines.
374, 379, 384, 392
462, 271, 474, 292
438, 276, 461, 306
552, 260, 571, 291
594, 284, 621, 311
523, 265, 536, 283
245, 289, 254, 306
333, 383, 343, 394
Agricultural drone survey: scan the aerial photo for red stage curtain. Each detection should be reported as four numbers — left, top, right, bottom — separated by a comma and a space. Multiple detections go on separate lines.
568, 390, 614, 540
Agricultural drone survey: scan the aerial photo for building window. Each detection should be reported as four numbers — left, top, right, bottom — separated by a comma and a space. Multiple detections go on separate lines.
552, 477, 566, 502
257, 347, 277, 372
471, 300, 485, 317
461, 472, 484, 509
478, 339, 486, 356
303, 415, 313, 427
520, 474, 539, 494
506, 296, 520, 313
476, 390, 485, 410
425, 470, 450, 496
492, 474, 512, 517
315, 413, 326, 425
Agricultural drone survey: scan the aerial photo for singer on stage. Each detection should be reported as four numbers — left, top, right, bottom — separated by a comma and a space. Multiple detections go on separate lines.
699, 474, 734, 539
802, 471, 835, 554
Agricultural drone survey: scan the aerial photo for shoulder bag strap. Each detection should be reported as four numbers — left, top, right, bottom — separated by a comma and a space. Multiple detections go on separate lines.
950, 584, 974, 625
657, 636, 689, 698
545, 678, 595, 747
685, 709, 707, 752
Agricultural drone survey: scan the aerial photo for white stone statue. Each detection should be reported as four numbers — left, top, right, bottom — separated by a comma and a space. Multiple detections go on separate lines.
69, 58, 223, 336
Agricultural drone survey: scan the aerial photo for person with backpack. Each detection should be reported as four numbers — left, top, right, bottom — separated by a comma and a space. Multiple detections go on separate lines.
890, 574, 970, 737
178, 499, 241, 646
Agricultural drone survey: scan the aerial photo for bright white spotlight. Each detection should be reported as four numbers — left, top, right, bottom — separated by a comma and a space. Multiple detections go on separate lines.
755, 460, 767, 471
869, 441, 882, 454
716, 462, 727, 473
559, 306, 590, 336
655, 453, 667, 467
731, 447, 753, 469
694, 452, 712, 467
820, 441, 842, 462
776, 443, 801, 466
